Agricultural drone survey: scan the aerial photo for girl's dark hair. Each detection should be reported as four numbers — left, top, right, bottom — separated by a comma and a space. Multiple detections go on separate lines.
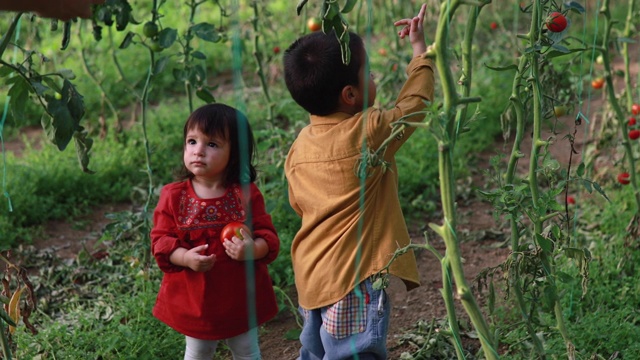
176, 103, 257, 187
283, 31, 365, 116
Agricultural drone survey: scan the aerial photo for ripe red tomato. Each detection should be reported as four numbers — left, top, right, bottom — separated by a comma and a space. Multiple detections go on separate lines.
307, 17, 321, 32
220, 222, 251, 243
546, 12, 567, 32
273, 46, 280, 54
629, 117, 637, 127
632, 103, 640, 115
591, 77, 604, 89
629, 129, 640, 140
618, 172, 631, 185
490, 22, 498, 30
567, 196, 576, 205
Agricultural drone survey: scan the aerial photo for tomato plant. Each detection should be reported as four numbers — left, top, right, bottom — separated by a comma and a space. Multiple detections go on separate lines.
220, 222, 251, 243
591, 77, 604, 89
618, 172, 631, 185
545, 12, 567, 32
632, 103, 640, 115
629, 129, 640, 140
307, 17, 321, 32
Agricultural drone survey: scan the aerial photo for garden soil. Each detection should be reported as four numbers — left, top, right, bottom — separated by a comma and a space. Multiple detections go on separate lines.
9, 47, 638, 359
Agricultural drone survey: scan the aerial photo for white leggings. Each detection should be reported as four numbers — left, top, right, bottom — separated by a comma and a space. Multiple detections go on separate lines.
184, 328, 261, 360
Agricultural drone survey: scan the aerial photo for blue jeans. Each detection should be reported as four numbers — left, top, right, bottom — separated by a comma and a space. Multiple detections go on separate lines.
298, 278, 390, 360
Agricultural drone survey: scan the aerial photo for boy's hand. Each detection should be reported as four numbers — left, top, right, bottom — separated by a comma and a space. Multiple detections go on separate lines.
393, 3, 427, 57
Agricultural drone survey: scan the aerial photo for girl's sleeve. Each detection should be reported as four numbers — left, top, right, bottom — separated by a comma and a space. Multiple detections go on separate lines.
249, 183, 280, 265
150, 185, 186, 273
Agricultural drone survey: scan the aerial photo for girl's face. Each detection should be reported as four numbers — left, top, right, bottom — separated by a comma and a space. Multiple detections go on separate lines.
183, 127, 230, 183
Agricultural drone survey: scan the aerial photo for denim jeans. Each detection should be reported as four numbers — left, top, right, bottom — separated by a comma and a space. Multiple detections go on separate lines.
298, 278, 390, 360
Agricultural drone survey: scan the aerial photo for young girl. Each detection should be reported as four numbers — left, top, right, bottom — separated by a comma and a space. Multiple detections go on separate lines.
150, 103, 280, 360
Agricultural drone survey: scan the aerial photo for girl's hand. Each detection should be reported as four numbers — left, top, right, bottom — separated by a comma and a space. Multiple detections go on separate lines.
223, 228, 268, 261
393, 3, 427, 57
180, 245, 216, 272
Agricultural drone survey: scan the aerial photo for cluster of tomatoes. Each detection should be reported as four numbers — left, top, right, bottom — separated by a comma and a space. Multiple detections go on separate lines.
617, 104, 640, 185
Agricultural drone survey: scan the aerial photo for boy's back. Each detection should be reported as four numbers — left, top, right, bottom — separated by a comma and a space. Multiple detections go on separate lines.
283, 4, 435, 358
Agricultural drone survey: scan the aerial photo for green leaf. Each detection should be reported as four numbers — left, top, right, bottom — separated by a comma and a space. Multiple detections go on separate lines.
191, 51, 207, 60
581, 179, 593, 193
576, 162, 585, 177
195, 89, 215, 104
536, 234, 554, 253
119, 32, 135, 49
592, 181, 610, 202
0, 307, 17, 327
296, 0, 308, 15
154, 56, 170, 74
189, 65, 206, 85
484, 63, 519, 72
0, 65, 14, 77
191, 23, 221, 43
8, 77, 29, 121
61, 21, 72, 50
43, 99, 75, 151
565, 1, 586, 13
74, 129, 95, 174
58, 69, 77, 80
63, 80, 85, 122
617, 37, 636, 44
158, 28, 178, 48
341, 0, 357, 13
546, 47, 586, 59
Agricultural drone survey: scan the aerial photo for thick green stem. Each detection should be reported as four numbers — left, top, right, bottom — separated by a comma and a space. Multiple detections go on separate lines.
433, 0, 497, 358
441, 259, 466, 360
529, 2, 572, 354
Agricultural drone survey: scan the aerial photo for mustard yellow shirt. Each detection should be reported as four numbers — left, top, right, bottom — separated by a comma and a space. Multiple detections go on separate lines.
285, 55, 435, 309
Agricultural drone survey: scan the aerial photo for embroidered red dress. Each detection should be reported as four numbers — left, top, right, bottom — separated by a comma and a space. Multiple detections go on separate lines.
151, 180, 280, 340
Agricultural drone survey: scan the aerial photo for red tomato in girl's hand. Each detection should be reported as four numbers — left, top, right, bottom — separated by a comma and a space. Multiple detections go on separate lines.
632, 103, 640, 115
220, 222, 251, 243
629, 129, 640, 140
618, 172, 631, 185
545, 12, 567, 32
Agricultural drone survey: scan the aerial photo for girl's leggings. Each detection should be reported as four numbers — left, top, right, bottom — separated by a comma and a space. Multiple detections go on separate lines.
184, 327, 260, 360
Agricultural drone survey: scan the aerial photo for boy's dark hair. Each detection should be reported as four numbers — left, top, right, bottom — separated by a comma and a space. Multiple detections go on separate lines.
283, 31, 365, 116
177, 103, 257, 187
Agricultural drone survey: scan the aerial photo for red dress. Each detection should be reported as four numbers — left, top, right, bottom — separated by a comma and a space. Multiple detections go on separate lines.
150, 180, 280, 340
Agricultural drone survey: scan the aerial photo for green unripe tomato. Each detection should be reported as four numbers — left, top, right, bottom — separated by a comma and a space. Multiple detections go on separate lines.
150, 40, 163, 52
54, 92, 62, 100
143, 22, 159, 38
